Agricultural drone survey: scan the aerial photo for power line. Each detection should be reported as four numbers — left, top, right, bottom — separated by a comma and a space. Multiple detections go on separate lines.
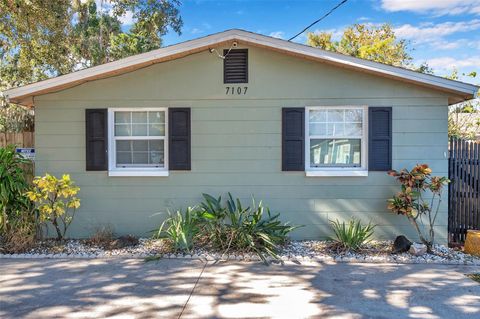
288, 0, 349, 42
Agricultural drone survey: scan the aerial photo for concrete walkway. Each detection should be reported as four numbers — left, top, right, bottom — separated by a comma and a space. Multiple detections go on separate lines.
0, 259, 479, 319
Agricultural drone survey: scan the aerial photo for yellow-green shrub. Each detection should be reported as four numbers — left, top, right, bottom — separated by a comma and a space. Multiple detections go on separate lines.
26, 174, 80, 240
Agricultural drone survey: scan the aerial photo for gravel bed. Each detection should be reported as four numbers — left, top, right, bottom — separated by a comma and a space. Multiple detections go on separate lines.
1, 239, 479, 265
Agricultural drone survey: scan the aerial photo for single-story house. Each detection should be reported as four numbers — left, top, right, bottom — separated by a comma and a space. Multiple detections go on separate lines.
4, 30, 478, 243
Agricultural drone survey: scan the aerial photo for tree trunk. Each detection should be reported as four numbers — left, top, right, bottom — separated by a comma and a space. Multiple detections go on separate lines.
408, 216, 435, 253
51, 218, 63, 240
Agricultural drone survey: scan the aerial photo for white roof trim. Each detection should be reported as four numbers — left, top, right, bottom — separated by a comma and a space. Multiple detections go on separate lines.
3, 29, 478, 106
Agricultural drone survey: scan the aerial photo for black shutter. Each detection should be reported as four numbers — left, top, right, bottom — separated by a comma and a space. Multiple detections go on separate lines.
224, 49, 248, 83
282, 108, 305, 171
368, 107, 392, 171
85, 109, 108, 171
169, 108, 191, 170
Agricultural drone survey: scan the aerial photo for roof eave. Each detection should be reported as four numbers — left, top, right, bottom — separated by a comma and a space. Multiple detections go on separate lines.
3, 29, 479, 107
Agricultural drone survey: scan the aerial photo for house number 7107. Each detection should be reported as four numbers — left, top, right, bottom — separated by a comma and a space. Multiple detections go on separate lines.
225, 86, 248, 95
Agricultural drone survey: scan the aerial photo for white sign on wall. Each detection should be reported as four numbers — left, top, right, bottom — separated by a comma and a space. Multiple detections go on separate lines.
16, 148, 35, 161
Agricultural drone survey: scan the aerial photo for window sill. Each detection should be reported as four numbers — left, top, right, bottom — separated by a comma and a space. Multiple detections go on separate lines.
108, 170, 169, 177
305, 170, 368, 177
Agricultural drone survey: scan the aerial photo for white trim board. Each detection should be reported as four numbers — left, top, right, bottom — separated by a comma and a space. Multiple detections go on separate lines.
3, 29, 478, 106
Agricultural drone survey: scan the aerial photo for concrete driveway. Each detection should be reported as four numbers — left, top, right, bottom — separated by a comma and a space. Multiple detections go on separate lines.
0, 259, 478, 319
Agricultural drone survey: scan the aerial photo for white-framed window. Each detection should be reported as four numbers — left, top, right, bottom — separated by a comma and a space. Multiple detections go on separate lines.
108, 108, 168, 176
305, 106, 368, 176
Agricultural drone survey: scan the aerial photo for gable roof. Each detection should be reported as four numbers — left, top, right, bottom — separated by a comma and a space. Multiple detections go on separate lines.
3, 29, 478, 107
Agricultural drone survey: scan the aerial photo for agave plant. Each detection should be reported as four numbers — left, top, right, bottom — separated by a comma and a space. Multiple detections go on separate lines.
154, 207, 200, 253
329, 218, 376, 252
199, 193, 300, 262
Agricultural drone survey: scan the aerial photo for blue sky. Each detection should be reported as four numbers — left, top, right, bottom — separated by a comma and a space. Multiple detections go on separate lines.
158, 0, 480, 85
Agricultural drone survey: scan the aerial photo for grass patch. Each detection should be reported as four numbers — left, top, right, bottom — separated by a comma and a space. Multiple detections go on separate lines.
466, 273, 480, 283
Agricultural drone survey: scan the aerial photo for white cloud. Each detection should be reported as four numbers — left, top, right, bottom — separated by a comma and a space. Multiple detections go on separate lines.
188, 23, 212, 35
426, 56, 480, 70
381, 0, 480, 16
191, 28, 203, 34
269, 31, 285, 39
357, 16, 371, 22
395, 20, 480, 41
415, 56, 480, 84
394, 20, 480, 50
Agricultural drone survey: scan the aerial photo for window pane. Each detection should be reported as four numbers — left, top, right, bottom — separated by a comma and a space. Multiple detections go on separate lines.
149, 111, 165, 123
132, 152, 149, 164
116, 152, 132, 165
149, 140, 164, 165
116, 139, 164, 167
344, 122, 363, 136
115, 112, 130, 124
113, 109, 166, 168
310, 139, 361, 167
132, 124, 148, 136
132, 140, 148, 152
132, 112, 147, 123
150, 152, 164, 164
115, 124, 131, 136
116, 140, 131, 152
148, 123, 165, 136
327, 123, 345, 136
345, 109, 362, 122
309, 123, 327, 136
309, 110, 326, 122
327, 110, 343, 122
149, 139, 162, 150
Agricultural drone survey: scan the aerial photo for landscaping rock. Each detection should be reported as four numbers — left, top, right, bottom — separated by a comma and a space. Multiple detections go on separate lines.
392, 235, 412, 253
409, 243, 427, 256
2, 238, 480, 265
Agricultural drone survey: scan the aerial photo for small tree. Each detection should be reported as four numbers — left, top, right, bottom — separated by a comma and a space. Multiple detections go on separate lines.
307, 23, 412, 67
26, 174, 80, 240
387, 164, 449, 253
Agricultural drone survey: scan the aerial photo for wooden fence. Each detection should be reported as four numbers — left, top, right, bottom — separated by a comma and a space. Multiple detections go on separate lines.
448, 138, 480, 244
0, 132, 34, 148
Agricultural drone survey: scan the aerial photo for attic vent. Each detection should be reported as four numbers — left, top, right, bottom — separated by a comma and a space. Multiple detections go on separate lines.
224, 49, 248, 83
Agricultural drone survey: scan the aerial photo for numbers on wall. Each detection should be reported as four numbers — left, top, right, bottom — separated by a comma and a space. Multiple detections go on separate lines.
225, 86, 248, 95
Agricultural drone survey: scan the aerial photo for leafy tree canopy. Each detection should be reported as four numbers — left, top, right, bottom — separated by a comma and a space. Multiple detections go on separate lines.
307, 23, 411, 67
0, 0, 183, 90
0, 0, 182, 133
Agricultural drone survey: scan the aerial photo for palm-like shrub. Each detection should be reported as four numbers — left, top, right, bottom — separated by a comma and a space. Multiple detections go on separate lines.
198, 193, 300, 262
154, 207, 200, 253
152, 193, 300, 262
330, 218, 376, 252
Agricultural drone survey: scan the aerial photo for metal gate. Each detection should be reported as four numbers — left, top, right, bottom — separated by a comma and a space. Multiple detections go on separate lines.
448, 138, 480, 244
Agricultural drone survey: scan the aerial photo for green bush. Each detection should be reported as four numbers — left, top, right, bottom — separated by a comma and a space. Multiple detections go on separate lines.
0, 145, 37, 252
198, 193, 300, 262
152, 193, 300, 262
329, 218, 376, 252
154, 207, 200, 253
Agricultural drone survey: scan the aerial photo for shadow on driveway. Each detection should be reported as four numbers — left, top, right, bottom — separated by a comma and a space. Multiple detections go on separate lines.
0, 259, 479, 318
0, 258, 205, 318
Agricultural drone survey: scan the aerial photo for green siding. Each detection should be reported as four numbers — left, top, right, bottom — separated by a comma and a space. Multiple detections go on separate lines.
34, 45, 449, 243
